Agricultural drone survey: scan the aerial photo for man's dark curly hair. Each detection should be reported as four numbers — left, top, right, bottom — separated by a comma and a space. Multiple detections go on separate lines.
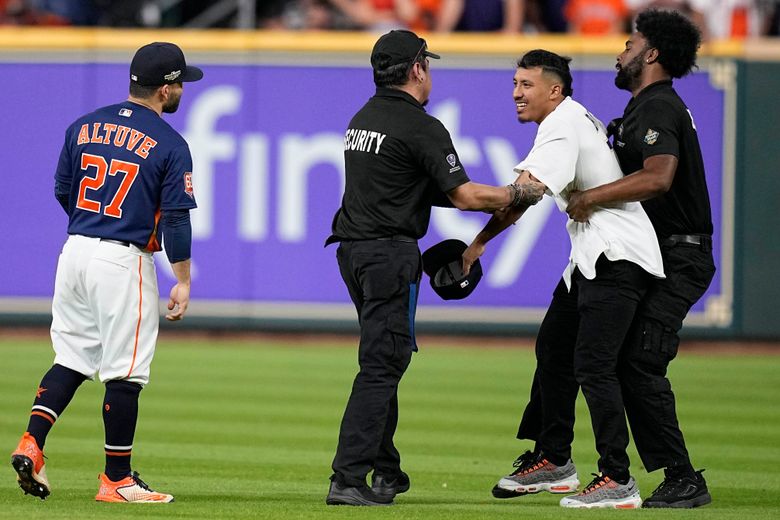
517, 49, 573, 97
636, 9, 701, 79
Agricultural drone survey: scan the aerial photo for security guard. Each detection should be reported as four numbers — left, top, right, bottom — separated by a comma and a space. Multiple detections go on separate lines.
567, 9, 715, 508
324, 29, 544, 506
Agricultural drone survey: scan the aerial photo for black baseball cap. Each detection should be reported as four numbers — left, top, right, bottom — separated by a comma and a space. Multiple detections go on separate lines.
422, 239, 483, 301
130, 42, 204, 86
370, 29, 440, 70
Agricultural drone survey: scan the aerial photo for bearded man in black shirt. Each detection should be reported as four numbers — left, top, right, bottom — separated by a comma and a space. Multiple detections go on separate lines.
566, 8, 715, 509
491, 8, 715, 510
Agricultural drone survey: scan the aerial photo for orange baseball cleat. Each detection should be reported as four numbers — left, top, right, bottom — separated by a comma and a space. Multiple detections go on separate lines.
11, 432, 51, 500
95, 471, 174, 503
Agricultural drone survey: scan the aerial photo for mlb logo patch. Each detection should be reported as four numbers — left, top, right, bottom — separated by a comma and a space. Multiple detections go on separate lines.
184, 172, 194, 198
446, 154, 457, 167
644, 128, 659, 145
119, 108, 133, 117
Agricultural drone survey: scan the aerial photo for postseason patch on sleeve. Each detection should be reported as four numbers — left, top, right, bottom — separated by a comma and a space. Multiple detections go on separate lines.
644, 128, 659, 145
184, 172, 194, 198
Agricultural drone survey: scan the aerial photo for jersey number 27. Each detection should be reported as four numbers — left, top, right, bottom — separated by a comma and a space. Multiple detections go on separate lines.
76, 153, 139, 218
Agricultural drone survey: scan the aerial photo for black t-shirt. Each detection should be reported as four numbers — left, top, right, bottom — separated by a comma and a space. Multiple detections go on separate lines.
612, 80, 713, 237
330, 88, 470, 240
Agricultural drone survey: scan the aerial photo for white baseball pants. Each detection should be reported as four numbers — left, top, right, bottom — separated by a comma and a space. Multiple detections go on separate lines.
51, 234, 159, 386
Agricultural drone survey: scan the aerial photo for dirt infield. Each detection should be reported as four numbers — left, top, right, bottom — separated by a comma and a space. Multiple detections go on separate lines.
2, 326, 779, 354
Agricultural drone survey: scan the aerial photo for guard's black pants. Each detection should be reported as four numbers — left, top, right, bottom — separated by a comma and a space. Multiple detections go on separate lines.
618, 242, 716, 471
533, 257, 648, 480
518, 243, 715, 473
331, 240, 421, 487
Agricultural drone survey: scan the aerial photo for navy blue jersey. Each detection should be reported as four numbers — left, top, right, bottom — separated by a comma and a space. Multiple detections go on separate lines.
55, 101, 197, 250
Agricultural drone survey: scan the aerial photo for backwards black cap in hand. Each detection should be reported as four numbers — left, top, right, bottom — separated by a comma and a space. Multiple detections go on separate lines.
422, 239, 483, 301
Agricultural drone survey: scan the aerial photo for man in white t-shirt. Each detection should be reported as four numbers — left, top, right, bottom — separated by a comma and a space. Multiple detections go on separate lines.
462, 49, 664, 509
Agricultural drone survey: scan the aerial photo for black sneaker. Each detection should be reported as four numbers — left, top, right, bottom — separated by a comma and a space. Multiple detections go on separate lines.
371, 471, 410, 498
325, 481, 394, 506
642, 469, 712, 508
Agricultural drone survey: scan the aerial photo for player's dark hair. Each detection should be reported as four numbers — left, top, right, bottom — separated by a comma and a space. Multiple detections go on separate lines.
129, 81, 161, 99
636, 9, 701, 78
373, 50, 429, 88
517, 50, 573, 97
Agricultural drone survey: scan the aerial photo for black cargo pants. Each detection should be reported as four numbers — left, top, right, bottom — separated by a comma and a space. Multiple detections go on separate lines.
331, 239, 421, 487
618, 240, 716, 472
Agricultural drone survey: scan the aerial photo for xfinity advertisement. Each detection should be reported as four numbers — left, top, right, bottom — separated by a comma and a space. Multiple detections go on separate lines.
0, 61, 730, 327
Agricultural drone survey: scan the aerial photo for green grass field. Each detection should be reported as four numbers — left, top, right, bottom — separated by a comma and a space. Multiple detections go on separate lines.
1, 334, 779, 519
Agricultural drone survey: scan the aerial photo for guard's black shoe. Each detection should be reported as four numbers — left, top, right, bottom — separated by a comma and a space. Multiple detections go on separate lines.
371, 471, 410, 498
642, 469, 712, 508
325, 481, 394, 506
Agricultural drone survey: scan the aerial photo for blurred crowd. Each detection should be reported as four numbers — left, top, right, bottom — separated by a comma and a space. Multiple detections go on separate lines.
2, 0, 780, 38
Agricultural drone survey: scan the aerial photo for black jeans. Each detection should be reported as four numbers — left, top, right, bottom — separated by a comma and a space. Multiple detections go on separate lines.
531, 256, 649, 480
518, 243, 715, 473
331, 240, 421, 487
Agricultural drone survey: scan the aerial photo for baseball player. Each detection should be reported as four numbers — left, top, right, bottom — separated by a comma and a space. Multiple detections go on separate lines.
10, 42, 202, 503
463, 49, 665, 509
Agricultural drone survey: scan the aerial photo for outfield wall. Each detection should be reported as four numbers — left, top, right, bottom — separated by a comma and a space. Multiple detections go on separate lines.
0, 29, 777, 339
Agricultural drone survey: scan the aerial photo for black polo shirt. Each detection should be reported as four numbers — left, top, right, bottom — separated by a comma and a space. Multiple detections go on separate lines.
612, 80, 713, 237
329, 87, 470, 241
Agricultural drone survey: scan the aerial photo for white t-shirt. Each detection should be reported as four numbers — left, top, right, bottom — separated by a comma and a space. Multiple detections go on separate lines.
515, 97, 665, 289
